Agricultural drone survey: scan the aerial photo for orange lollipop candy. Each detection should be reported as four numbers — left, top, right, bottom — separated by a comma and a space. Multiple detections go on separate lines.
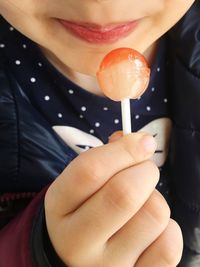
97, 48, 151, 134
97, 48, 150, 101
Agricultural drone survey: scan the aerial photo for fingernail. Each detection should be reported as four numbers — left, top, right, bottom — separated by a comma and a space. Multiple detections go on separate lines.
141, 135, 157, 153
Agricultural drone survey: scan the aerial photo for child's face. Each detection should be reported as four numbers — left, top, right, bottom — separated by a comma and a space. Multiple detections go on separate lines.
0, 1, 195, 75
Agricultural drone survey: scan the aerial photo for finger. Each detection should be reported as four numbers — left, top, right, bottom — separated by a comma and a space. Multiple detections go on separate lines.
108, 131, 123, 143
135, 219, 183, 267
63, 161, 159, 253
45, 132, 157, 216
104, 190, 170, 266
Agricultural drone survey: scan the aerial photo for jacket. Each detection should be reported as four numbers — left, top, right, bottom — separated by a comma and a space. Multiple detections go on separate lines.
0, 1, 200, 266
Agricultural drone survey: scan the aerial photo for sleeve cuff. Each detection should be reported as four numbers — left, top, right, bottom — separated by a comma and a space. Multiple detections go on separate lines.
31, 204, 67, 267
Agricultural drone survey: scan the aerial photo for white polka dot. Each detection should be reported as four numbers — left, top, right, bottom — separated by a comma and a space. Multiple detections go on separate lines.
159, 182, 163, 187
0, 44, 5, 48
164, 98, 168, 103
80, 114, 84, 119
9, 26, 14, 31
146, 106, 151, 111
68, 89, 74, 94
44, 96, 50, 101
151, 87, 155, 92
22, 44, 27, 49
103, 107, 108, 111
30, 77, 36, 83
95, 122, 100, 127
157, 67, 160, 72
81, 106, 86, 112
15, 60, 21, 65
85, 146, 90, 150
135, 115, 140, 119
38, 62, 43, 67
58, 113, 63, 118
90, 129, 94, 134
114, 119, 119, 124
137, 96, 141, 100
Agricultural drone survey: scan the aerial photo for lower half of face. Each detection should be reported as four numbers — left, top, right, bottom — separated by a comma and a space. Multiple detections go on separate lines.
0, 0, 195, 75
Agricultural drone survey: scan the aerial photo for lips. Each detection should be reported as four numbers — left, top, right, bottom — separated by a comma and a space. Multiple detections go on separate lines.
58, 19, 140, 44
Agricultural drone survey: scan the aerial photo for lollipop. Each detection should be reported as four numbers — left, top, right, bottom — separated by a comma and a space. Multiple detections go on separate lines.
96, 48, 150, 134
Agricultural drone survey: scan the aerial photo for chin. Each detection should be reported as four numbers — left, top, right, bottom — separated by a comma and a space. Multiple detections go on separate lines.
69, 57, 104, 76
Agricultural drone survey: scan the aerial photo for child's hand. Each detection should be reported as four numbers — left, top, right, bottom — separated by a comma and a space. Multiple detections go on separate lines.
44, 132, 183, 267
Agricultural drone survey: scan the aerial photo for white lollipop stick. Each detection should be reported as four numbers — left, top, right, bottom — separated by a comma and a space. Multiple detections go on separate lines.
121, 98, 132, 135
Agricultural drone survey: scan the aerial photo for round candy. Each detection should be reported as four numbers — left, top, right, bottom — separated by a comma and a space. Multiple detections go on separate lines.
96, 48, 150, 101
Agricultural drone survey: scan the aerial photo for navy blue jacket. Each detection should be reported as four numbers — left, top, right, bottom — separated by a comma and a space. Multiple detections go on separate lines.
0, 1, 200, 266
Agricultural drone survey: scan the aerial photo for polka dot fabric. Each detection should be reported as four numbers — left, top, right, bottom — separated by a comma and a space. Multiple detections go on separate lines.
0, 17, 171, 202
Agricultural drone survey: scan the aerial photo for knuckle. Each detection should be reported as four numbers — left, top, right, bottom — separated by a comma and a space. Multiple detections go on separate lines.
63, 252, 83, 267
63, 245, 100, 267
122, 145, 138, 165
145, 190, 171, 228
64, 249, 82, 267
120, 133, 153, 164
161, 219, 183, 266
44, 183, 58, 214
44, 188, 52, 211
105, 177, 137, 212
60, 235, 92, 267
103, 160, 160, 213
120, 134, 140, 164
146, 160, 160, 183
75, 151, 104, 184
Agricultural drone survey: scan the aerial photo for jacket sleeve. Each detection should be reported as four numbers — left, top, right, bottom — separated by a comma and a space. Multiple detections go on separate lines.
31, 198, 67, 267
0, 57, 74, 266
0, 186, 68, 267
167, 1, 200, 266
0, 187, 46, 267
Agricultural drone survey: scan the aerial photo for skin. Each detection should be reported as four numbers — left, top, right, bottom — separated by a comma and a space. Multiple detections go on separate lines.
45, 132, 183, 267
0, 0, 195, 94
0, 1, 195, 266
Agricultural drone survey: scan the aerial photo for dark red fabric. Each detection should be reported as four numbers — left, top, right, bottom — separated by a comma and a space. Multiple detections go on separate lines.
0, 192, 37, 202
0, 186, 49, 267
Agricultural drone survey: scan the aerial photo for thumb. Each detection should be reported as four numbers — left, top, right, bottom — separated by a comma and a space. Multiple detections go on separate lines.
108, 131, 123, 143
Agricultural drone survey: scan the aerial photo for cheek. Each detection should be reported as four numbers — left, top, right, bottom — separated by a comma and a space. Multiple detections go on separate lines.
0, 0, 52, 47
0, 0, 46, 35
148, 0, 195, 39
153, 0, 195, 25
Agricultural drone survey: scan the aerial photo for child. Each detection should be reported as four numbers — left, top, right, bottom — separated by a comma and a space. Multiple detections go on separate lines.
0, 0, 198, 266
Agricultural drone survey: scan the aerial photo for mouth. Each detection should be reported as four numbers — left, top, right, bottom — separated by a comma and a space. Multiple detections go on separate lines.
57, 19, 140, 44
